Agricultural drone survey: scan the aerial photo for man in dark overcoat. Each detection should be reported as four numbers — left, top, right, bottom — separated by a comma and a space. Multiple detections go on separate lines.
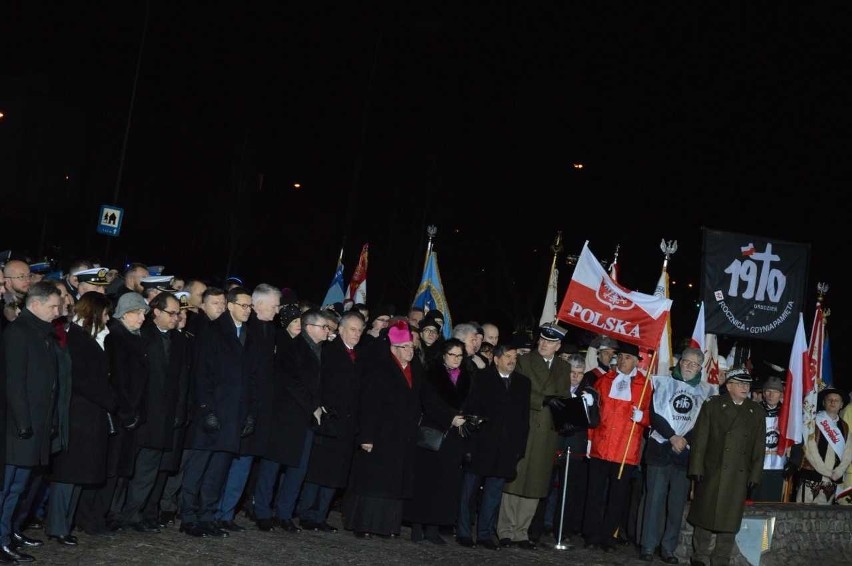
258, 308, 328, 532
117, 292, 187, 532
180, 287, 257, 538
687, 368, 765, 566
0, 282, 63, 562
298, 310, 366, 531
456, 342, 530, 549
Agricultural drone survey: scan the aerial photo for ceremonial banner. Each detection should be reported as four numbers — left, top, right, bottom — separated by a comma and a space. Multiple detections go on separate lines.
321, 261, 345, 308
778, 314, 809, 454
701, 228, 810, 343
413, 251, 453, 340
347, 243, 369, 305
558, 242, 672, 351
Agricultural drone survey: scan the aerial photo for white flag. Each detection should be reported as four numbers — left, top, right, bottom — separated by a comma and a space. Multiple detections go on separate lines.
539, 265, 558, 326
653, 270, 672, 376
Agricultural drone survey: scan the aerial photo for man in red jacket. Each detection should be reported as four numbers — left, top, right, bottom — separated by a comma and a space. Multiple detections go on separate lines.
582, 341, 651, 552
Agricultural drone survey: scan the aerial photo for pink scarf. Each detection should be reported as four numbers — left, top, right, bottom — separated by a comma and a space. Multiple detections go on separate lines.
448, 367, 461, 385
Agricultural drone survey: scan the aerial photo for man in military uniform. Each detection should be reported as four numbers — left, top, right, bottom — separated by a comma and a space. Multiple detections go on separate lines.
687, 368, 766, 566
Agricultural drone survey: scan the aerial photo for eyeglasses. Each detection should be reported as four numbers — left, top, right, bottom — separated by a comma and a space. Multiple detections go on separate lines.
446, 352, 463, 358
393, 344, 414, 351
422, 328, 438, 334
680, 359, 701, 369
307, 323, 331, 330
230, 302, 252, 310
5, 275, 29, 280
161, 309, 180, 318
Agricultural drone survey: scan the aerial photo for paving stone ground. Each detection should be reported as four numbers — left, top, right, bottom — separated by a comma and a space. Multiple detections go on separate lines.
21, 511, 659, 566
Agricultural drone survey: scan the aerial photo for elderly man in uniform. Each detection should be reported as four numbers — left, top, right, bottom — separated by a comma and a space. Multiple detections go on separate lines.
687, 368, 766, 566
497, 322, 571, 549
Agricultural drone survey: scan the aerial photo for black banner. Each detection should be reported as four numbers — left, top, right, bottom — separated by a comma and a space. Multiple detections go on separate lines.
701, 228, 810, 343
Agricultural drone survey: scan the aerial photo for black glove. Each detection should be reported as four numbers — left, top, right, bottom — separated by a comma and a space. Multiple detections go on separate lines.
464, 414, 487, 431
542, 396, 566, 410
459, 421, 475, 438
203, 412, 221, 433
173, 416, 185, 429
17, 427, 33, 440
240, 415, 256, 438
122, 415, 140, 431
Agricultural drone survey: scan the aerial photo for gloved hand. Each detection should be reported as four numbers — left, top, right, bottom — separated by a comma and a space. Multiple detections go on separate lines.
747, 481, 758, 491
464, 415, 487, 430
17, 427, 33, 440
542, 396, 566, 410
173, 416, 185, 429
631, 407, 644, 423
241, 414, 256, 438
203, 412, 221, 433
459, 421, 477, 438
123, 415, 140, 431
581, 392, 595, 407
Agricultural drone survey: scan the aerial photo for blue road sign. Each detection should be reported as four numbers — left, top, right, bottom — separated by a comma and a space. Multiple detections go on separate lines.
96, 204, 124, 237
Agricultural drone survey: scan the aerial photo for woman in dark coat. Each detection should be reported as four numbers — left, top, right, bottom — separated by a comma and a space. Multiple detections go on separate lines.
51, 292, 118, 541
403, 338, 471, 544
343, 321, 460, 538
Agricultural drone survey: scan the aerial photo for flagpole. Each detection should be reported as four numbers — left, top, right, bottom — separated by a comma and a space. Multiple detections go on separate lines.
815, 282, 829, 390
618, 349, 657, 479
654, 239, 678, 375
424, 225, 437, 270
542, 231, 563, 325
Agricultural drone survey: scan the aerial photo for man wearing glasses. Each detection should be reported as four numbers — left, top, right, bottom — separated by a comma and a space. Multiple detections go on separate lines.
181, 286, 258, 538
639, 347, 714, 563
260, 309, 329, 533
687, 368, 765, 566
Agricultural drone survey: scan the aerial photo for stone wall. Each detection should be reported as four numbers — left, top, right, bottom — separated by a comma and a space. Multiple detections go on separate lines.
675, 503, 852, 565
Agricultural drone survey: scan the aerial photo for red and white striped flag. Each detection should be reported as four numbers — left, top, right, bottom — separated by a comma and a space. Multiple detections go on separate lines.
689, 302, 705, 351
778, 314, 809, 454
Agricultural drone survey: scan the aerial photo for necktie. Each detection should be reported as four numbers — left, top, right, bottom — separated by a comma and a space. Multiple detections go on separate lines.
346, 347, 357, 362
160, 331, 171, 361
237, 325, 246, 346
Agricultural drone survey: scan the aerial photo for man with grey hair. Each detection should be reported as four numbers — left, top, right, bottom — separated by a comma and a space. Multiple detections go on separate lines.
453, 323, 486, 371
639, 347, 713, 563
1, 282, 63, 562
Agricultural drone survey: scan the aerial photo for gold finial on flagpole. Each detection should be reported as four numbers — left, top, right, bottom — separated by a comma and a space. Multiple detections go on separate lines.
424, 224, 437, 265
550, 231, 563, 256
660, 239, 678, 272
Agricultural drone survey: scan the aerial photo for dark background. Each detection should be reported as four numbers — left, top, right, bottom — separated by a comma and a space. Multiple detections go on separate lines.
1, 3, 849, 387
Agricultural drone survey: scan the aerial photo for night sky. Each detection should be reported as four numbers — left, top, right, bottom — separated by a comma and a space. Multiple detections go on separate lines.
2, 3, 850, 387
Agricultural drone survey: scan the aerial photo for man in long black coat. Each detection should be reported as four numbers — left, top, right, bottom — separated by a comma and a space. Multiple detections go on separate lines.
180, 287, 257, 538
258, 308, 329, 532
298, 310, 366, 531
0, 282, 63, 562
117, 292, 187, 532
456, 342, 530, 549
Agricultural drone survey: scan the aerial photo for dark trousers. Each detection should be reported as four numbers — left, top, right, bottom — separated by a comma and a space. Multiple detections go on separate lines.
0, 465, 32, 546
692, 525, 736, 566
180, 450, 232, 523
76, 477, 117, 532
119, 447, 164, 525
583, 458, 635, 545
296, 482, 336, 524
561, 456, 589, 536
640, 464, 689, 557
142, 471, 170, 522
46, 482, 81, 537
13, 467, 47, 530
254, 430, 314, 521
457, 472, 505, 542
160, 449, 192, 514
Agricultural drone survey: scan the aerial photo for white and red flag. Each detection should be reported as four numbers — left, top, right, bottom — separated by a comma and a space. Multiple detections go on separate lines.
653, 269, 673, 375
804, 299, 826, 439
346, 243, 368, 305
558, 242, 672, 351
778, 314, 809, 455
689, 302, 705, 351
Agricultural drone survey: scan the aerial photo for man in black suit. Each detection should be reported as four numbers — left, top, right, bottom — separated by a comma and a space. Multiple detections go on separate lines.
456, 342, 530, 550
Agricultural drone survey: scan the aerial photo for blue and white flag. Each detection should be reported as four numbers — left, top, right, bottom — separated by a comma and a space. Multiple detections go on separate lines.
322, 261, 345, 308
413, 251, 453, 339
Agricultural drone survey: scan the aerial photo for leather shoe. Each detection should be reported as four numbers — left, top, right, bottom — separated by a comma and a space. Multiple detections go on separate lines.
313, 522, 337, 533
353, 531, 370, 539
219, 520, 246, 532
499, 538, 514, 548
640, 553, 654, 561
200, 522, 228, 537
49, 534, 78, 546
661, 556, 679, 564
180, 522, 207, 537
517, 540, 537, 550
279, 519, 301, 532
160, 511, 176, 525
1, 543, 33, 563
480, 540, 500, 550
456, 537, 475, 547
12, 531, 43, 547
132, 521, 161, 533
256, 517, 276, 531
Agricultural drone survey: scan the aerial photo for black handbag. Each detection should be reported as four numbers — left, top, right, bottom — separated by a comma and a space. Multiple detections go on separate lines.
416, 423, 447, 452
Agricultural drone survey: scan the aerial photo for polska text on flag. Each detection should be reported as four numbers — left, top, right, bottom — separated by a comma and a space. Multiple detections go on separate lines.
557, 242, 672, 351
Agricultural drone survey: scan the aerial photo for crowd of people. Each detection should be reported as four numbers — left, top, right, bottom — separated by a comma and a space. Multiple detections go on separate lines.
0, 257, 850, 565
